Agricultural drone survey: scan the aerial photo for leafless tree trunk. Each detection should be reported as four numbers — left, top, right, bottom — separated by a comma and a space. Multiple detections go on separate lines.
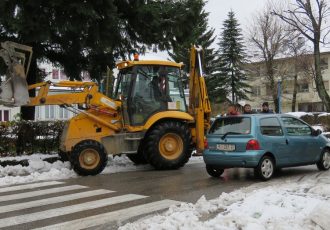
248, 5, 289, 113
282, 34, 312, 112
272, 0, 330, 111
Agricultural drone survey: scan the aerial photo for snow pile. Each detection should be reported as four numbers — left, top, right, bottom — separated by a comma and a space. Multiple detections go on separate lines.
120, 172, 330, 230
0, 155, 76, 186
0, 154, 203, 187
285, 112, 313, 118
317, 113, 330, 118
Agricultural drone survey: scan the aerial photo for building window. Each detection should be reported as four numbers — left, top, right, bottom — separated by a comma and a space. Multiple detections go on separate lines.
321, 58, 328, 70
45, 105, 55, 119
52, 69, 59, 79
298, 83, 309, 93
0, 110, 9, 121
58, 106, 68, 119
266, 84, 272, 96
60, 70, 67, 80
324, 81, 329, 90
251, 86, 261, 96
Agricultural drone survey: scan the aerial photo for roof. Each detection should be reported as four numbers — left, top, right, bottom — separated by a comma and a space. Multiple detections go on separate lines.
116, 60, 183, 70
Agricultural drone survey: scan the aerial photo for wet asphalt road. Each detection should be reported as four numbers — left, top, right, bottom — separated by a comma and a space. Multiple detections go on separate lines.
65, 160, 320, 202
0, 160, 321, 230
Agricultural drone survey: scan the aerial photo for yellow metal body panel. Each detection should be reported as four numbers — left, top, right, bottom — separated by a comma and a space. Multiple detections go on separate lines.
60, 111, 120, 152
124, 111, 194, 132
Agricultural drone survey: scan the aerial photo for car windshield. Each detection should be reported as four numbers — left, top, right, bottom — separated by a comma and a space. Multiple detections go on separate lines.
209, 117, 251, 135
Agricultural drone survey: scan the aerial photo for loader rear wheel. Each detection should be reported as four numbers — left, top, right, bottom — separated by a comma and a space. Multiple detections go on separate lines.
71, 140, 108, 176
126, 144, 148, 165
143, 121, 192, 170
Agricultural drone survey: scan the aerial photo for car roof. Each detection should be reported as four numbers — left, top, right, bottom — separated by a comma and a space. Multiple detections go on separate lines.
215, 114, 297, 119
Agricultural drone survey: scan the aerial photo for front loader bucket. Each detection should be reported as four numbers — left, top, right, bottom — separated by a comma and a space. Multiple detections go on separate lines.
0, 41, 32, 107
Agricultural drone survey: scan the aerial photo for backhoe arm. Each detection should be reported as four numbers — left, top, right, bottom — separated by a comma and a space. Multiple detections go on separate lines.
27, 81, 121, 131
0, 41, 32, 106
188, 45, 211, 154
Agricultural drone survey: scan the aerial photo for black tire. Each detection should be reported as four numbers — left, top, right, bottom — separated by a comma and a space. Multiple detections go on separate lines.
255, 155, 275, 181
206, 165, 224, 177
143, 121, 192, 170
317, 149, 330, 171
58, 150, 70, 162
71, 140, 108, 176
126, 143, 148, 165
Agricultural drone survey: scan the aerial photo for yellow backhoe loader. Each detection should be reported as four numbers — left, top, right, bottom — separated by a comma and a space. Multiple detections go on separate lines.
0, 41, 211, 176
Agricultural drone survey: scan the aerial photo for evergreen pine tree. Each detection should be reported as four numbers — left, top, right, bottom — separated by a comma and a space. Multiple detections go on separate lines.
0, 0, 203, 119
167, 1, 219, 102
216, 10, 249, 103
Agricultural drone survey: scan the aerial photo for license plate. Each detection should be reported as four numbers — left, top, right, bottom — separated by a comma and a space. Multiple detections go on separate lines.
217, 144, 235, 151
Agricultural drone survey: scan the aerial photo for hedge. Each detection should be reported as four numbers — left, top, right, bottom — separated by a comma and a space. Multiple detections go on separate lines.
0, 120, 66, 157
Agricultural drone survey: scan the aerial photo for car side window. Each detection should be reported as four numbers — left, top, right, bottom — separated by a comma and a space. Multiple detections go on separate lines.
281, 117, 312, 136
260, 117, 283, 136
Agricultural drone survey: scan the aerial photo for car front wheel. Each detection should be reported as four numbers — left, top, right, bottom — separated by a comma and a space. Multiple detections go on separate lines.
206, 165, 224, 177
255, 156, 275, 181
317, 149, 330, 171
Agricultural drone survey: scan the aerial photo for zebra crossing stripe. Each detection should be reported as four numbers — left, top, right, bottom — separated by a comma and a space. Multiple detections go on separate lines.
0, 181, 64, 193
0, 185, 86, 202
34, 199, 181, 230
0, 194, 147, 228
0, 189, 113, 214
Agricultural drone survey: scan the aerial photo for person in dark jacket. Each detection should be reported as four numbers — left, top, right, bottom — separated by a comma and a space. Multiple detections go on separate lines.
261, 102, 273, 113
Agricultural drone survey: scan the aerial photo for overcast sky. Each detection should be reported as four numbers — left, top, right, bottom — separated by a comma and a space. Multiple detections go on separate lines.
205, 0, 266, 40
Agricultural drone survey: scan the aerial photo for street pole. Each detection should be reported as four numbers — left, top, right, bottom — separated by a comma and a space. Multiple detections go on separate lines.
277, 79, 282, 113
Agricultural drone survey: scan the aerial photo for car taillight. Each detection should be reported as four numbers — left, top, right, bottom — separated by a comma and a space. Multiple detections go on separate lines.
204, 139, 209, 149
246, 139, 260, 150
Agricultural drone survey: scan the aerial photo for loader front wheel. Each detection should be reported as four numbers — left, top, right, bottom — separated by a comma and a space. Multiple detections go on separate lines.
143, 121, 192, 170
71, 140, 108, 176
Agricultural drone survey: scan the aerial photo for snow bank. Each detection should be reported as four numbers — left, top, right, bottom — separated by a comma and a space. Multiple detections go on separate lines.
120, 172, 330, 230
0, 154, 203, 187
285, 112, 313, 118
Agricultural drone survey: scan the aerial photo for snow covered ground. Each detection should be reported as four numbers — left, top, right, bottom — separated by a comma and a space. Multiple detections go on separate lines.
1, 154, 330, 229
120, 170, 330, 230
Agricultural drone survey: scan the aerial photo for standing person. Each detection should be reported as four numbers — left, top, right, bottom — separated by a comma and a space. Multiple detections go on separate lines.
227, 104, 240, 116
261, 102, 273, 113
243, 104, 253, 114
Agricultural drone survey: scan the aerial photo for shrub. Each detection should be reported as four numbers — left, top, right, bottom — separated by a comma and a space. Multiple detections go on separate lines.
0, 120, 66, 156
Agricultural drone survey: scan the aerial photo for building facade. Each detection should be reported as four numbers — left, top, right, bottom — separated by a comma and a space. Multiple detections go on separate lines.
246, 52, 330, 113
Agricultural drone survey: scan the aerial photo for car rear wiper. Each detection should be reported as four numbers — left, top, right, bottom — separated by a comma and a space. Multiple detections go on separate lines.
221, 132, 241, 140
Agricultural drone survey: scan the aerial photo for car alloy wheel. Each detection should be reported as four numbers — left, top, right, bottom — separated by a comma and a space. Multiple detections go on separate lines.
317, 149, 330, 171
256, 156, 275, 181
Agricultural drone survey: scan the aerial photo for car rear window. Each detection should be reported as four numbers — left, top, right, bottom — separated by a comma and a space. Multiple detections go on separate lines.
209, 117, 251, 135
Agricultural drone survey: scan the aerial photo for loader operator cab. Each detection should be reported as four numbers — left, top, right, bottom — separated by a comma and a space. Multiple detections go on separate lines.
115, 61, 187, 126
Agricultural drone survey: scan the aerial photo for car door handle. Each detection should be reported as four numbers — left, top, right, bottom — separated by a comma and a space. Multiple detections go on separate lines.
286, 139, 289, 145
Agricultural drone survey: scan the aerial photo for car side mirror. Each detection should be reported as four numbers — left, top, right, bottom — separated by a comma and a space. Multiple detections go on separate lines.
312, 129, 322, 136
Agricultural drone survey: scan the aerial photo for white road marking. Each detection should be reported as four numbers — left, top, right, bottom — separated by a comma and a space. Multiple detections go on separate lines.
0, 194, 147, 228
34, 199, 181, 230
0, 185, 86, 202
0, 189, 113, 214
0, 181, 64, 193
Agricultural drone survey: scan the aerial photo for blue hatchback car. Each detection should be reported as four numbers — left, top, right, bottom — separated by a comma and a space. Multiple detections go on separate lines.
203, 114, 330, 180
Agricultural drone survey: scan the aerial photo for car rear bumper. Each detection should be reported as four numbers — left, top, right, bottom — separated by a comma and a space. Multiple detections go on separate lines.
203, 149, 264, 168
